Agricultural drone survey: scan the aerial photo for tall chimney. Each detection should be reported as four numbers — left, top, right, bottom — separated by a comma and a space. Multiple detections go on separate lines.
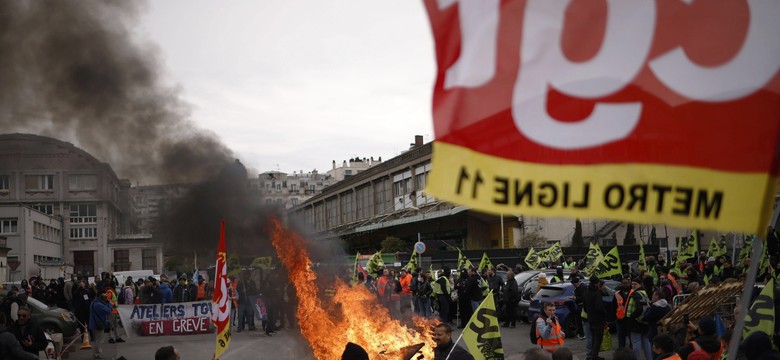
415, 135, 424, 147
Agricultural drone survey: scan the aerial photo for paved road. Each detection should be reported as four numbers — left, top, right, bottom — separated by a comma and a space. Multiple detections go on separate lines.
64, 321, 620, 359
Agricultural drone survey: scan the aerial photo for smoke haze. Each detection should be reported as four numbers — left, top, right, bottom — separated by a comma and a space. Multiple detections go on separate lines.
0, 1, 233, 184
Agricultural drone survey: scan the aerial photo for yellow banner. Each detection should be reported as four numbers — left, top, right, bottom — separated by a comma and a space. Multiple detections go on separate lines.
744, 277, 775, 339
405, 252, 419, 272
678, 231, 700, 262
427, 142, 777, 234
366, 251, 384, 276
639, 242, 647, 272
463, 290, 504, 360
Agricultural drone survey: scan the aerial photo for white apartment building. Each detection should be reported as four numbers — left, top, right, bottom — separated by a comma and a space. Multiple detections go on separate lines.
250, 169, 338, 210
0, 205, 58, 281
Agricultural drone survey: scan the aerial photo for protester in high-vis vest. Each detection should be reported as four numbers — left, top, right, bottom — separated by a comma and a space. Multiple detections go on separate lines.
626, 278, 651, 360
432, 268, 452, 323
613, 277, 632, 349
563, 256, 577, 269
104, 286, 125, 343
535, 302, 565, 353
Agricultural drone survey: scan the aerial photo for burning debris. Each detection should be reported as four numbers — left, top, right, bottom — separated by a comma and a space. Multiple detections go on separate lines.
270, 217, 436, 360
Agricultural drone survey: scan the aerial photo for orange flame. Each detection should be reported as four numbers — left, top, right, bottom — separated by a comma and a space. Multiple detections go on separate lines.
270, 217, 437, 359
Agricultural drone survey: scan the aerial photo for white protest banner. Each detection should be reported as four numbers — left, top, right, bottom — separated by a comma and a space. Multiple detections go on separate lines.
117, 300, 214, 337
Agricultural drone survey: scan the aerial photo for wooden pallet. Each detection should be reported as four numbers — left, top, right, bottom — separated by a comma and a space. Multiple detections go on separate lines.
658, 279, 743, 334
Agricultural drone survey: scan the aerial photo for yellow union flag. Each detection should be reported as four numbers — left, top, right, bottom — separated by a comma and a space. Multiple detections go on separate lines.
478, 252, 493, 272
524, 248, 542, 270
458, 248, 474, 271
463, 290, 504, 360
583, 242, 604, 274
536, 241, 563, 262
744, 277, 775, 339
638, 241, 647, 272
405, 251, 419, 272
590, 246, 622, 279
366, 251, 384, 276
677, 231, 700, 262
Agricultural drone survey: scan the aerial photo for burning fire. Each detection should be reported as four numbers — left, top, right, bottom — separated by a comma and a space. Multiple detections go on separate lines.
270, 217, 437, 359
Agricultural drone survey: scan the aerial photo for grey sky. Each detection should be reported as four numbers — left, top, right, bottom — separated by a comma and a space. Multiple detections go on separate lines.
139, 1, 435, 175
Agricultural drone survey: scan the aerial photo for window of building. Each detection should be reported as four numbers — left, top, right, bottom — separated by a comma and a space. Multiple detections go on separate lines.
345, 170, 352, 175
276, 198, 283, 205
25, 175, 54, 191
290, 184, 297, 192
114, 249, 130, 271
142, 249, 157, 271
265, 198, 272, 205
0, 175, 9, 191
308, 185, 315, 194
69, 174, 97, 191
70, 227, 97, 239
69, 204, 97, 223
0, 219, 17, 234
32, 204, 54, 215
291, 198, 299, 206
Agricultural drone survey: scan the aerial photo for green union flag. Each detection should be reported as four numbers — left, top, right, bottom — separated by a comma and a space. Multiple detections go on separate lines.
744, 277, 775, 339
405, 251, 419, 272
583, 242, 604, 274
366, 251, 384, 276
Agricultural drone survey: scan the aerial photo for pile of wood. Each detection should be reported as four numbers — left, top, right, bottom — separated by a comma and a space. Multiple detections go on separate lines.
659, 279, 743, 334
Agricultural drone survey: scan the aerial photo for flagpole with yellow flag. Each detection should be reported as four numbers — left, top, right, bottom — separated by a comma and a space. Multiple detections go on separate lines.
447, 289, 504, 360
212, 220, 231, 359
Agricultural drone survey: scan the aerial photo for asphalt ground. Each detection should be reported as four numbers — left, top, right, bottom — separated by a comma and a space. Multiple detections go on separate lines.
63, 320, 623, 360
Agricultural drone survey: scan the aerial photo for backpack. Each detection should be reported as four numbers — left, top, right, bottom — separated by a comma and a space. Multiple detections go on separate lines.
688, 341, 723, 360
117, 287, 126, 304
529, 314, 539, 345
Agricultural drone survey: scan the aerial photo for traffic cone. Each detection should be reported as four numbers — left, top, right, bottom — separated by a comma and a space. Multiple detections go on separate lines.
80, 329, 92, 350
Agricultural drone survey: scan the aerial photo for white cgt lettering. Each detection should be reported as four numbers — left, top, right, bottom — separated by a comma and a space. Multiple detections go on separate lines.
649, 0, 780, 102
437, 0, 500, 89
512, 0, 655, 150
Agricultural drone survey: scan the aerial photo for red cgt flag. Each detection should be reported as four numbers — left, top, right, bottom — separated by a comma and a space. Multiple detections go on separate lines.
213, 220, 230, 358
423, 0, 780, 234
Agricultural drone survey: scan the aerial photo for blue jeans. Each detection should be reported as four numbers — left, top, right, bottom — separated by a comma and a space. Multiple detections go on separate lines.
419, 297, 432, 317
471, 300, 482, 312
630, 331, 653, 360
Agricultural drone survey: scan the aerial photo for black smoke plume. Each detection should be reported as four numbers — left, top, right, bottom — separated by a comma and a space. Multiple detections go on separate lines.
0, 1, 233, 184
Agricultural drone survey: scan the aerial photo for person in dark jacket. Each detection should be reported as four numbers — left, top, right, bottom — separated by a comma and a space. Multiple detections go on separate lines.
0, 312, 37, 360
455, 270, 471, 329
677, 316, 723, 359
31, 282, 47, 303
416, 273, 433, 317
433, 323, 474, 360
172, 276, 191, 303
641, 289, 671, 342
572, 277, 587, 339
146, 278, 163, 304
583, 277, 607, 360
501, 268, 520, 328
465, 267, 483, 311
8, 306, 47, 356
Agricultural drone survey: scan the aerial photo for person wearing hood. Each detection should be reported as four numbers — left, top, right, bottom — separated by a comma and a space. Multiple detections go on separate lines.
160, 279, 173, 304
741, 331, 780, 360
677, 316, 723, 359
641, 289, 671, 342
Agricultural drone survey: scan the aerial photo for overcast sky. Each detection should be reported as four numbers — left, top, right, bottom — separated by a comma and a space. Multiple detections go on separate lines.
139, 1, 436, 175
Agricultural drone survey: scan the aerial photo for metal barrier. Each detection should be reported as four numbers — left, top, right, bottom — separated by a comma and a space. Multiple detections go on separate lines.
672, 294, 689, 307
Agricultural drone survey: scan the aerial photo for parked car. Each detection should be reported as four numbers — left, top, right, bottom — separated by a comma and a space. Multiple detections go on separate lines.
0, 290, 79, 341
515, 269, 571, 322
526, 280, 621, 338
